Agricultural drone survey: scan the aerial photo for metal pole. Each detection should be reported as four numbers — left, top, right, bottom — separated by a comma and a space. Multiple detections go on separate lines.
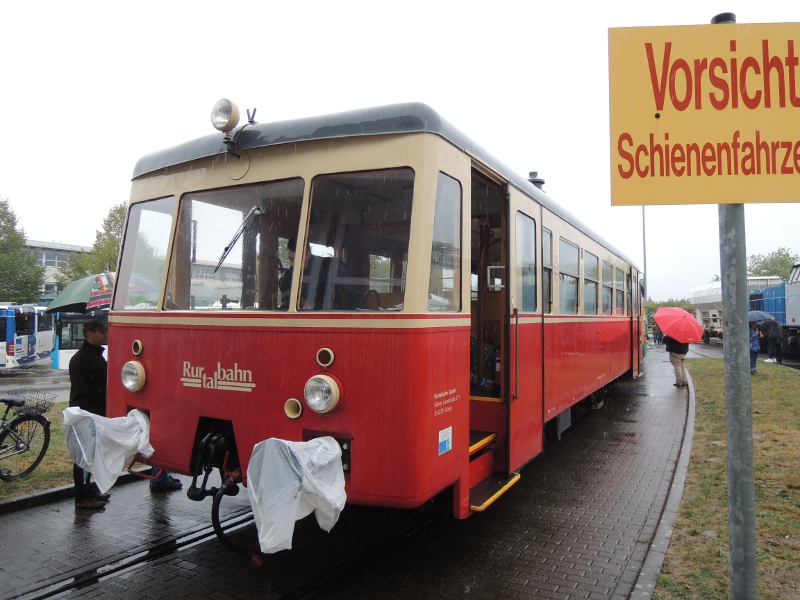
642, 206, 647, 305
712, 13, 758, 599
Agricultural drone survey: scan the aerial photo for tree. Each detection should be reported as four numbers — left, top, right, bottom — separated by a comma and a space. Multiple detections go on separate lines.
55, 202, 127, 290
747, 247, 799, 280
0, 197, 45, 302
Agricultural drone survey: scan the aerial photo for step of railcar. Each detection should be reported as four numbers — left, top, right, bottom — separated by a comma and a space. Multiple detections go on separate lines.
468, 431, 496, 456
469, 471, 521, 512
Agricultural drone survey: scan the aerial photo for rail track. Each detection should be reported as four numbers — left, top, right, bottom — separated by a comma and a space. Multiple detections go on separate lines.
11, 497, 438, 600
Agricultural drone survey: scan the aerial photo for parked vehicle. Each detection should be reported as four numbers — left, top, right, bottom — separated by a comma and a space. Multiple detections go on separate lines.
689, 276, 782, 343
107, 101, 644, 557
749, 262, 800, 353
0, 304, 54, 368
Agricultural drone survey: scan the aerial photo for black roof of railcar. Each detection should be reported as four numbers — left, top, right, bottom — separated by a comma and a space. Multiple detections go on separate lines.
133, 102, 638, 270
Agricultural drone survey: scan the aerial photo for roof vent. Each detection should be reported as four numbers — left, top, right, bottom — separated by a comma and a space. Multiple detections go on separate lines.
528, 171, 545, 190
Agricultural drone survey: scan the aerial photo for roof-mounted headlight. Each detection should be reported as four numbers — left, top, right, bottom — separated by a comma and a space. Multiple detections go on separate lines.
211, 99, 240, 133
304, 374, 341, 414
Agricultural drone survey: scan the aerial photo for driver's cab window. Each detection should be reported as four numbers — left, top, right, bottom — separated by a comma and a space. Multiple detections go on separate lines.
296, 168, 414, 311
165, 179, 304, 310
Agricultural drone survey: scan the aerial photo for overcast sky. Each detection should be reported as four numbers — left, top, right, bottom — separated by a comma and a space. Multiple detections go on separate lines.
2, 1, 799, 301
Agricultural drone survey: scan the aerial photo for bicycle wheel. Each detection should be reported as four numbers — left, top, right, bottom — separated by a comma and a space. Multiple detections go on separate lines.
0, 414, 51, 480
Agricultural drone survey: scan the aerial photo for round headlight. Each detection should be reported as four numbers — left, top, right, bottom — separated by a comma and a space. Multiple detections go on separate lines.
121, 361, 146, 392
303, 374, 341, 414
211, 99, 241, 133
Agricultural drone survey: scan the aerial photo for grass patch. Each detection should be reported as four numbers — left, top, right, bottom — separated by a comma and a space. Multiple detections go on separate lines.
0, 401, 75, 501
654, 359, 800, 600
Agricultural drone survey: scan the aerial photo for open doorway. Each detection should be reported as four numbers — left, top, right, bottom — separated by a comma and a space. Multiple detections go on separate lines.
469, 169, 507, 401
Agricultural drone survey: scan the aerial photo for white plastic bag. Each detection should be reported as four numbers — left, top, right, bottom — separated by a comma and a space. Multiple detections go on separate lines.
63, 407, 154, 493
246, 437, 346, 553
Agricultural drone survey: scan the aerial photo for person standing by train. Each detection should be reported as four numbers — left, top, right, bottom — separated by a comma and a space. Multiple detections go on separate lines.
652, 322, 662, 345
70, 320, 181, 509
663, 334, 689, 387
69, 320, 111, 510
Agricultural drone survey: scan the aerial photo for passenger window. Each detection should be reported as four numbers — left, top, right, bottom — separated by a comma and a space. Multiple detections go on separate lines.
559, 239, 579, 314
515, 212, 537, 312
627, 273, 632, 316
602, 261, 613, 315
428, 173, 462, 311
584, 251, 599, 315
542, 229, 552, 314
615, 267, 625, 315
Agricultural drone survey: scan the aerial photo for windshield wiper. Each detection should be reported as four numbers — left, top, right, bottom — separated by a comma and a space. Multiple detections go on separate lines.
214, 206, 263, 273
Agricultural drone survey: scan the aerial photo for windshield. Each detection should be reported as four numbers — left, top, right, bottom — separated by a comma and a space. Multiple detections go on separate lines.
165, 179, 305, 310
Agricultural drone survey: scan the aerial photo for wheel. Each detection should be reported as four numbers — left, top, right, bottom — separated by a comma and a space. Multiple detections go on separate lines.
0, 415, 50, 480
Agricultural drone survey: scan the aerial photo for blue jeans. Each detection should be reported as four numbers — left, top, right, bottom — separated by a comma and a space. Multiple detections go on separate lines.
750, 350, 758, 370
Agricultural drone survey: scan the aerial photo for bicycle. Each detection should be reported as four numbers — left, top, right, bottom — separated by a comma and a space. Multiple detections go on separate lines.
0, 388, 55, 481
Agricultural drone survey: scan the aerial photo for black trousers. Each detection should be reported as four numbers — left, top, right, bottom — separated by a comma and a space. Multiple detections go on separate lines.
73, 464, 92, 499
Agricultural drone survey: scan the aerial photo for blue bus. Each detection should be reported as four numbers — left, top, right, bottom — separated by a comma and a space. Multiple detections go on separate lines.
0, 304, 53, 368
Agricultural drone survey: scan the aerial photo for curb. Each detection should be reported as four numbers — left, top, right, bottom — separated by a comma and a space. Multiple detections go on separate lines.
630, 371, 696, 599
0, 468, 152, 516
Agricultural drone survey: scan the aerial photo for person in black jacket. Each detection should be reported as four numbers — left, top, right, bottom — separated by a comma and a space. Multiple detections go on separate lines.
664, 334, 690, 387
760, 317, 783, 364
69, 320, 110, 510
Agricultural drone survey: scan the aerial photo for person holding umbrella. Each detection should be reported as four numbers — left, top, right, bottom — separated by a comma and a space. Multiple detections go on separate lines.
749, 320, 764, 375
664, 334, 690, 387
653, 307, 703, 388
760, 316, 782, 364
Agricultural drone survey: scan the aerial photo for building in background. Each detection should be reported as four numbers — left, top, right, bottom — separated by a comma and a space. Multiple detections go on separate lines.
26, 240, 92, 305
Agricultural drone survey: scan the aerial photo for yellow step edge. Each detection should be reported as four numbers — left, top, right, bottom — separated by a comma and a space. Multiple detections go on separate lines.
470, 395, 503, 403
470, 472, 521, 512
469, 433, 496, 455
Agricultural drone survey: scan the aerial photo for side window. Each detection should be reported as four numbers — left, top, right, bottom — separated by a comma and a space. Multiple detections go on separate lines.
428, 173, 462, 311
542, 228, 552, 314
627, 272, 632, 316
559, 238, 579, 314
15, 311, 35, 335
615, 267, 625, 315
115, 196, 176, 310
515, 212, 537, 312
602, 261, 613, 315
584, 251, 599, 315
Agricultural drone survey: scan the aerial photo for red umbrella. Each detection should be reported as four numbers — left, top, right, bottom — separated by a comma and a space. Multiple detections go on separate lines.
653, 307, 704, 343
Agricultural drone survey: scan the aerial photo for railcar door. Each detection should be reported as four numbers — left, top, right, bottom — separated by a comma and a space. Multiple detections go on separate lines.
630, 267, 643, 377
467, 172, 544, 510
468, 169, 526, 509
506, 190, 544, 471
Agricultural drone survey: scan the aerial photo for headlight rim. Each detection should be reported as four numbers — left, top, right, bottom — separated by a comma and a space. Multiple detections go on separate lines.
121, 360, 146, 393
303, 374, 341, 414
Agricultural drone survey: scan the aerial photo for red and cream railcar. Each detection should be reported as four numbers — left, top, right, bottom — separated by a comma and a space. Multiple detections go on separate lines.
108, 102, 642, 525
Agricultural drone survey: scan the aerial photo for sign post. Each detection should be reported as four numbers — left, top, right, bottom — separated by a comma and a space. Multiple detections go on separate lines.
605, 13, 800, 598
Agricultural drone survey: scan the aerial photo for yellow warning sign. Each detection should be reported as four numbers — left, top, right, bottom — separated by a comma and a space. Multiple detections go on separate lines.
609, 22, 800, 205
